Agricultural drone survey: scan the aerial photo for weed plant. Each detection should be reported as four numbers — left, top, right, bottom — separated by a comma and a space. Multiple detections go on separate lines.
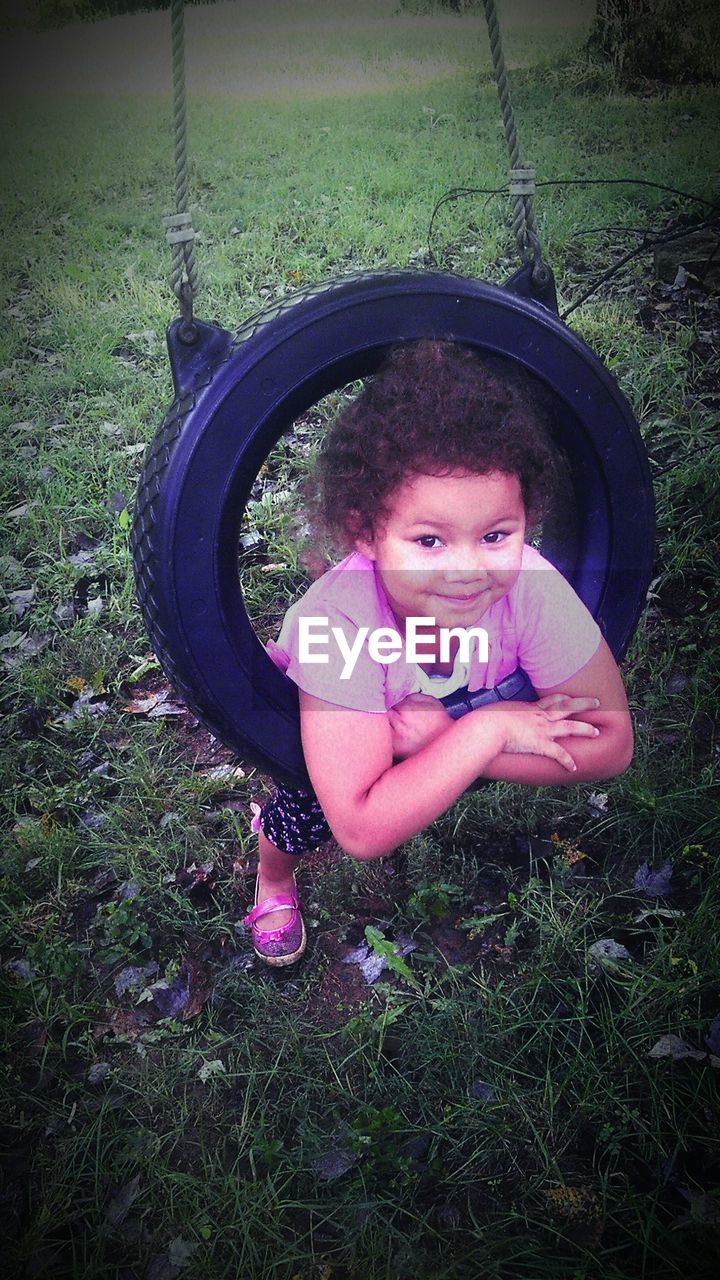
1, 2, 719, 1277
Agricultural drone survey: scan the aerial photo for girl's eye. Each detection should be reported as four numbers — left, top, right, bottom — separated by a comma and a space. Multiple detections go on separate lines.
482, 531, 506, 544
416, 535, 442, 549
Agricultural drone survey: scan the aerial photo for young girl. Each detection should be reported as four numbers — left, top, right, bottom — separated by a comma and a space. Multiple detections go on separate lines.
244, 341, 634, 965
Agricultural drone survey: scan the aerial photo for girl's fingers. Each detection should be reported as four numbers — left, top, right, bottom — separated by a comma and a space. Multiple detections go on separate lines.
540, 695, 600, 718
536, 693, 567, 708
551, 718, 600, 739
547, 742, 578, 772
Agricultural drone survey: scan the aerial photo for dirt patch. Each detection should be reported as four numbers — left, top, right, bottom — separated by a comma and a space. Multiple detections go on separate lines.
304, 931, 375, 1030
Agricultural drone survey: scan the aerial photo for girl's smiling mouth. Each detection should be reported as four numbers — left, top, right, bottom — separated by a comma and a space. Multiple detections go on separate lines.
435, 590, 488, 606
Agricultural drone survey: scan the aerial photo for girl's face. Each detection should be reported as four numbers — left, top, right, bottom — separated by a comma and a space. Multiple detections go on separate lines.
356, 470, 526, 636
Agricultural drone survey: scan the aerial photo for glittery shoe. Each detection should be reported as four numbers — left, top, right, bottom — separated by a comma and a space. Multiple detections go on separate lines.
243, 876, 306, 967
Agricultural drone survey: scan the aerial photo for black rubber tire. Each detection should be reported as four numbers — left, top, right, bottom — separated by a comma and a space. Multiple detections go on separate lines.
132, 270, 654, 788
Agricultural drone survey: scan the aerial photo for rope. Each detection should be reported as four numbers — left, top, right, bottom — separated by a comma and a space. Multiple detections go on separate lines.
482, 0, 538, 264
164, 0, 198, 339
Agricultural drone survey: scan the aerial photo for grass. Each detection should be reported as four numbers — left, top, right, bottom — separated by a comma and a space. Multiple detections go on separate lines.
1, 1, 720, 1277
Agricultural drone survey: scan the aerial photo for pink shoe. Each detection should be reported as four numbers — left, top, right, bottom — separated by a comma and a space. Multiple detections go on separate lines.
243, 877, 306, 967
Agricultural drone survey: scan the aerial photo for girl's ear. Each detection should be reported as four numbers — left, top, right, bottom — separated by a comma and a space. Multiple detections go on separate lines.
354, 533, 376, 561
346, 510, 376, 560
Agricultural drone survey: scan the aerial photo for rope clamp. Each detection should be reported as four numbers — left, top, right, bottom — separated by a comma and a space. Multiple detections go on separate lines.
163, 212, 196, 247
509, 164, 536, 198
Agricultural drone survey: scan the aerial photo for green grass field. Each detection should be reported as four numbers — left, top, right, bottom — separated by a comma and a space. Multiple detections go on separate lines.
1, 2, 719, 1277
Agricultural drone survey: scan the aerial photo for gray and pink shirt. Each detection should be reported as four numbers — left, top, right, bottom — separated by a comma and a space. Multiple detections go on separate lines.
266, 545, 601, 712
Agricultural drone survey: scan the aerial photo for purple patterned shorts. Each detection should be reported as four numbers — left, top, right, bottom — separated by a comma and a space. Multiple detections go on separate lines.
258, 783, 332, 857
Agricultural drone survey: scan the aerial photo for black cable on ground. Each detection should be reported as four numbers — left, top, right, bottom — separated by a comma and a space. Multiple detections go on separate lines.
426, 176, 720, 316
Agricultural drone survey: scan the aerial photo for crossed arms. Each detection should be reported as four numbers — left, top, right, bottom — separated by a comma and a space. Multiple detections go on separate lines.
299, 638, 633, 860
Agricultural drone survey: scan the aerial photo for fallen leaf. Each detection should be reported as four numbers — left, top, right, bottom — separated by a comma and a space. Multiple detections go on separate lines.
673, 1183, 720, 1228
634, 861, 673, 896
9, 587, 35, 617
200, 764, 246, 783
3, 631, 51, 669
114, 963, 159, 998
123, 689, 185, 718
19, 631, 51, 658
143, 957, 212, 1021
470, 1080, 496, 1102
358, 949, 386, 984
87, 867, 119, 895
168, 1238, 198, 1270
147, 1237, 198, 1280
79, 811, 108, 832
0, 631, 23, 651
197, 1058, 226, 1083
648, 1034, 706, 1062
1, 555, 23, 580
587, 938, 633, 972
54, 601, 75, 624
67, 548, 96, 567
87, 1062, 113, 1085
315, 1148, 359, 1180
107, 490, 127, 514
634, 908, 684, 923
106, 1174, 142, 1228
176, 862, 217, 893
342, 930, 418, 986
58, 687, 109, 724
94, 1006, 151, 1041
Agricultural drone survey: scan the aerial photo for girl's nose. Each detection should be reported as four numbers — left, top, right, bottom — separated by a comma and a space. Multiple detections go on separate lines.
443, 553, 490, 582
443, 568, 489, 586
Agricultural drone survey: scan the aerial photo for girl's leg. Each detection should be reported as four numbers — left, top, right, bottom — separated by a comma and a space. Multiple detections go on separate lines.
255, 829, 301, 930
250, 783, 331, 936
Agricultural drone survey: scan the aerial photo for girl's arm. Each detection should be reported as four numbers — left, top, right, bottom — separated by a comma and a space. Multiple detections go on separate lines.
480, 639, 633, 785
387, 640, 632, 784
299, 685, 599, 861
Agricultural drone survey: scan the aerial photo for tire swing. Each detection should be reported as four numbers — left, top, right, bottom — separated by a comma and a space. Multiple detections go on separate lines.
131, 0, 654, 791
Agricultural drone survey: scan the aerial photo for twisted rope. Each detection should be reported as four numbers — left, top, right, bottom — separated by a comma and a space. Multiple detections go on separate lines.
482, 0, 538, 262
164, 0, 198, 329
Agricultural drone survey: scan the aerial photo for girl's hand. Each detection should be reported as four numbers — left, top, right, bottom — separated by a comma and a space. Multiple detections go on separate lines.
482, 697, 601, 772
388, 693, 452, 759
535, 693, 601, 718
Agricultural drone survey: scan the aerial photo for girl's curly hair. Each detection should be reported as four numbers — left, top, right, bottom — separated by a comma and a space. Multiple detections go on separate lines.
304, 340, 562, 556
